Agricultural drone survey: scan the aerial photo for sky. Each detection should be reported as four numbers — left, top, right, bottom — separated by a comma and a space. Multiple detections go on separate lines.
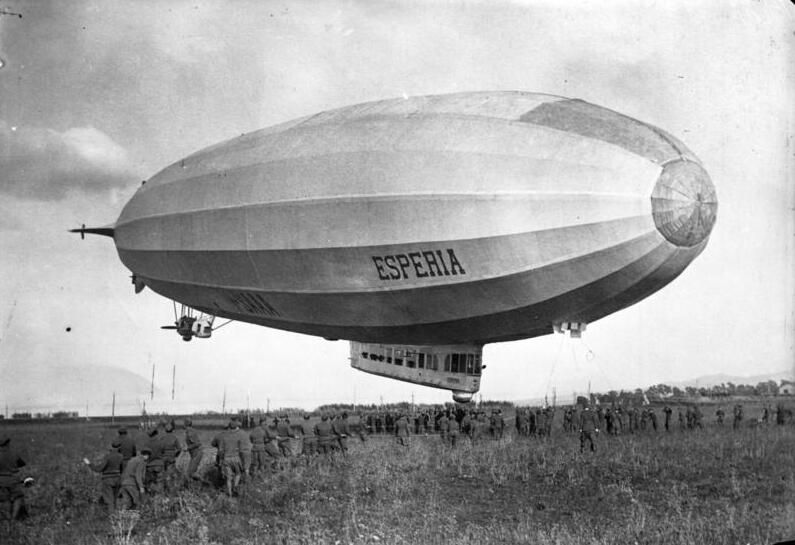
0, 0, 793, 416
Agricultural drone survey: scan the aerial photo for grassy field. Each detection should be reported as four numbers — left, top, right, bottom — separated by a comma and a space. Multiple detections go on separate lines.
1, 408, 794, 545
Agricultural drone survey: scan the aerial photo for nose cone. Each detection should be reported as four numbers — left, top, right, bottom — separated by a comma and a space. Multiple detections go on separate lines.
651, 160, 717, 247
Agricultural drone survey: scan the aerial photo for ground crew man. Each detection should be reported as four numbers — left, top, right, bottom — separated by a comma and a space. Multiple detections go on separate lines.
333, 413, 351, 456
84, 439, 123, 512
144, 428, 165, 493
355, 413, 368, 442
395, 413, 411, 447
579, 404, 599, 453
160, 421, 182, 489
211, 421, 230, 469
448, 415, 460, 447
733, 404, 743, 430
0, 435, 28, 520
249, 418, 268, 475
299, 414, 316, 457
238, 425, 252, 482
263, 418, 282, 464
663, 406, 672, 431
119, 447, 149, 510
461, 411, 472, 439
217, 419, 244, 496
276, 414, 294, 457
117, 427, 137, 470
715, 407, 725, 426
314, 414, 335, 455
493, 410, 505, 440
438, 412, 449, 444
649, 408, 658, 431
183, 419, 203, 480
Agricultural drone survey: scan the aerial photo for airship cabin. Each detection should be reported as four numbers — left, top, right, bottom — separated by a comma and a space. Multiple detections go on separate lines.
350, 342, 482, 403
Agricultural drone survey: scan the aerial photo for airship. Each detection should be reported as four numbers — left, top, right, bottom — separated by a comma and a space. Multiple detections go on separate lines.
74, 91, 717, 402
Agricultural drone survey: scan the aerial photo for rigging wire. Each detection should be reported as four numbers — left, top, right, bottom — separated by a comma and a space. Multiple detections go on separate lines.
212, 319, 234, 331
544, 334, 565, 399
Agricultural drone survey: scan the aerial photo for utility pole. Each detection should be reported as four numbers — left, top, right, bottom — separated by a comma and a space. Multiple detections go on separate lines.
150, 355, 155, 401
222, 386, 227, 415
111, 392, 116, 425
171, 363, 176, 401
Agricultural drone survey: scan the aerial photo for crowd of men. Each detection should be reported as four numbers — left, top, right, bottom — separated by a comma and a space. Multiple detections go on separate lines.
1, 401, 793, 519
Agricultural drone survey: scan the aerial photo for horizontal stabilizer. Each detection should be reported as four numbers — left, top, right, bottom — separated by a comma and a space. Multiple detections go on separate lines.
69, 223, 115, 239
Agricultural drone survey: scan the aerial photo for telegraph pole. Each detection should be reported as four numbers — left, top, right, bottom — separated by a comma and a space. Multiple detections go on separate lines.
111, 392, 116, 425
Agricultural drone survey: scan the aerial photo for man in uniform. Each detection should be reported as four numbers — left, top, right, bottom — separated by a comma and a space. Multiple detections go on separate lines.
333, 413, 351, 456
183, 419, 203, 480
160, 420, 182, 489
314, 413, 335, 456
579, 404, 599, 453
448, 414, 460, 447
218, 419, 245, 496
733, 404, 743, 430
395, 413, 411, 447
535, 409, 546, 437
249, 417, 268, 475
461, 411, 472, 440
119, 447, 150, 510
715, 407, 725, 426
117, 427, 137, 471
438, 412, 449, 445
493, 409, 505, 440
238, 423, 253, 482
144, 427, 165, 494
276, 414, 295, 458
0, 435, 28, 520
84, 439, 123, 512
663, 406, 673, 431
298, 414, 316, 457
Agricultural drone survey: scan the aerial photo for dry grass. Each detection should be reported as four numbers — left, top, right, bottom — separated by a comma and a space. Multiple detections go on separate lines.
1, 417, 794, 544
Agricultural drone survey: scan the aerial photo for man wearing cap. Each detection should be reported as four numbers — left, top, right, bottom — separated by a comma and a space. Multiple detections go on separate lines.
119, 447, 150, 510
394, 413, 410, 447
276, 414, 294, 458
238, 420, 253, 483
0, 435, 28, 520
314, 413, 334, 456
447, 414, 460, 447
183, 419, 203, 480
298, 414, 316, 458
579, 403, 599, 453
332, 413, 350, 456
218, 419, 244, 496
160, 421, 182, 488
249, 418, 268, 475
117, 427, 137, 471
84, 439, 124, 512
144, 427, 165, 494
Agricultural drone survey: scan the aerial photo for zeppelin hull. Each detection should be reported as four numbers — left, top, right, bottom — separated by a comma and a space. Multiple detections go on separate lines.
114, 91, 717, 346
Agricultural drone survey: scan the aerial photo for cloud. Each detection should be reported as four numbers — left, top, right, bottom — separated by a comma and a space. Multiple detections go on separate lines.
0, 121, 138, 200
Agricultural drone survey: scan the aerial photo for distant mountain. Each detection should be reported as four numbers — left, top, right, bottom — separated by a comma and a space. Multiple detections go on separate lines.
5, 364, 160, 415
661, 370, 792, 389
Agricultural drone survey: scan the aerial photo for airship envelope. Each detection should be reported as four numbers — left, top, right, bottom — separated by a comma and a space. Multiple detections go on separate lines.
92, 92, 718, 399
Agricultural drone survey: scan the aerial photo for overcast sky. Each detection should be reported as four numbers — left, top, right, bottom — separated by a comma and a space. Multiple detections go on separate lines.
0, 0, 792, 415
